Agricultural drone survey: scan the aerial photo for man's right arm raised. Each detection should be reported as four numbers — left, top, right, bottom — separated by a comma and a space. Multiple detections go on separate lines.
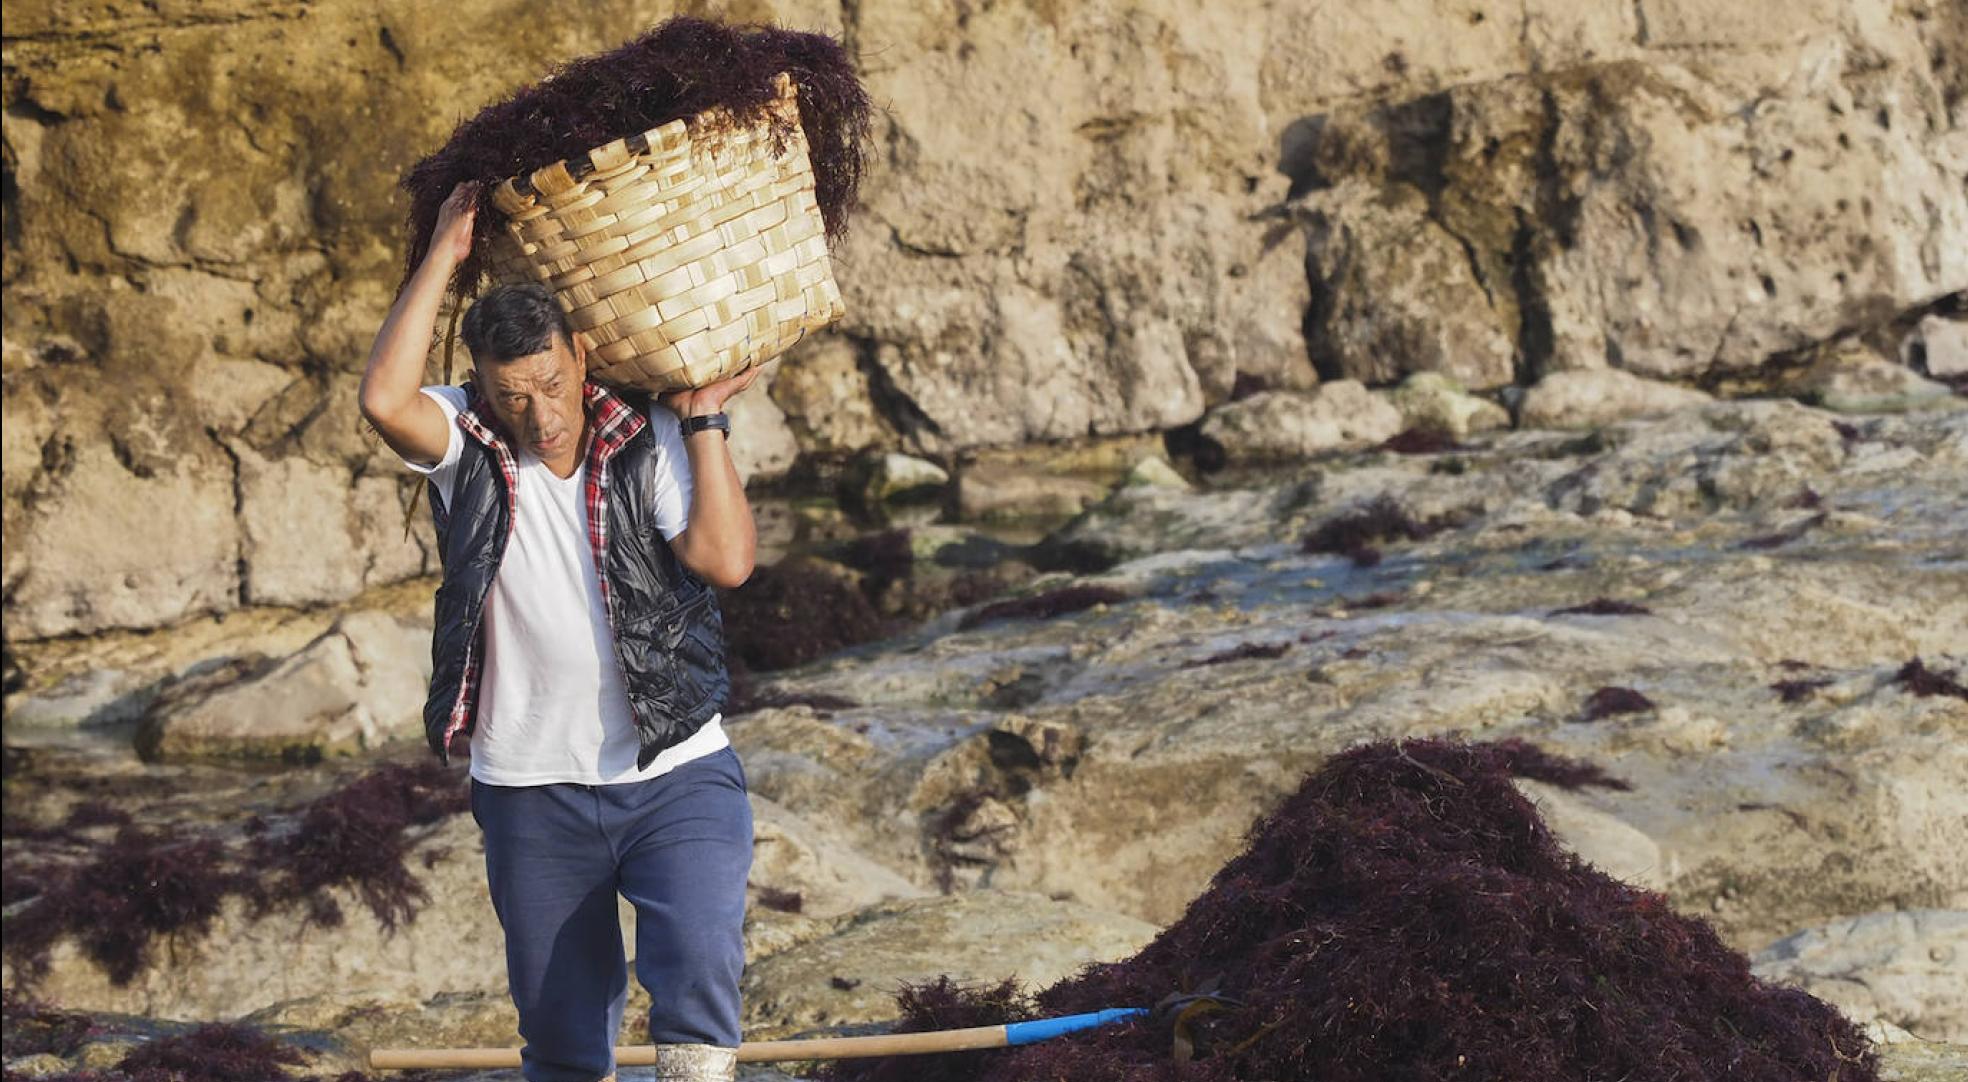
359, 182, 478, 467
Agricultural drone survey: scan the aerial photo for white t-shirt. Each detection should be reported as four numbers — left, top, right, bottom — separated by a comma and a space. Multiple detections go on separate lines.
407, 385, 727, 787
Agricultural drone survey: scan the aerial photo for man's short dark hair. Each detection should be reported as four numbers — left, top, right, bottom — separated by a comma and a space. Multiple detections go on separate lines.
461, 284, 575, 363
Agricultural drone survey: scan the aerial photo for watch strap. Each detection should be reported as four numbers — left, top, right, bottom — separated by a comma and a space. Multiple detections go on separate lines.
681, 412, 731, 438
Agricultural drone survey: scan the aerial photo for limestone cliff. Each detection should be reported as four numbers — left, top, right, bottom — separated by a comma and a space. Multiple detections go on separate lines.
3, 0, 1964, 640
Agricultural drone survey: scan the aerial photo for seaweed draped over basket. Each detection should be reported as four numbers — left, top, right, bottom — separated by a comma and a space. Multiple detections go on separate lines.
484, 74, 844, 392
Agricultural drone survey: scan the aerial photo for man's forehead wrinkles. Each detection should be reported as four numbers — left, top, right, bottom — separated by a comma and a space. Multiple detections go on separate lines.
485, 351, 573, 392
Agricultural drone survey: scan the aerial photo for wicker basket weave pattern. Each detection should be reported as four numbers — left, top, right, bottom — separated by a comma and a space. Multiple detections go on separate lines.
486, 73, 844, 391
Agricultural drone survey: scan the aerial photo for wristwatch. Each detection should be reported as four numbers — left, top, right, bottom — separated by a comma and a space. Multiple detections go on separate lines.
681, 412, 731, 439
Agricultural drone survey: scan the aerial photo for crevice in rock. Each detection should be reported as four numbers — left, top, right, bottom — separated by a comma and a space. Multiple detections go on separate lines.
1299, 224, 1347, 385
377, 25, 406, 70
839, 0, 865, 68
1380, 94, 1504, 313
1508, 213, 1555, 386
31, 425, 77, 505
104, 435, 156, 481
2, 101, 66, 258
214, 436, 250, 608
886, 223, 962, 259
4, 97, 70, 128
1506, 87, 1566, 383
848, 333, 943, 451
1705, 304, 1745, 376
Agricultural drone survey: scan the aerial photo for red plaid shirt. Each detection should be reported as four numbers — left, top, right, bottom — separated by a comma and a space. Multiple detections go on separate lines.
439, 381, 651, 755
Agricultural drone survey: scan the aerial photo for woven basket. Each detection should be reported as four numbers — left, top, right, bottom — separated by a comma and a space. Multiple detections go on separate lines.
485, 72, 845, 391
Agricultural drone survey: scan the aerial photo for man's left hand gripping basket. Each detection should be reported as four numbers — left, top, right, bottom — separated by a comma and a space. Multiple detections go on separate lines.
484, 73, 844, 392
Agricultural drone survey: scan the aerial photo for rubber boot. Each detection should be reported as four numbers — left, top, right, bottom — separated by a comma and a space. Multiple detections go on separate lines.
651, 1044, 739, 1081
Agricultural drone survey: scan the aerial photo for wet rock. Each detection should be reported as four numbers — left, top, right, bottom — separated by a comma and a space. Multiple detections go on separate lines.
1801, 349, 1958, 413
845, 452, 950, 510
136, 610, 431, 763
9, 298, 1968, 1075
738, 891, 1156, 1039
1199, 382, 1404, 461
954, 463, 1107, 521
4, 1054, 71, 1077
1546, 400, 1849, 516
726, 406, 1968, 947
1387, 372, 1511, 439
8, 778, 953, 1027
996, 436, 1171, 477
1043, 483, 1291, 566
1753, 910, 1968, 1042
3, 668, 150, 730
1121, 455, 1190, 490
2, 590, 387, 740
1519, 369, 1713, 430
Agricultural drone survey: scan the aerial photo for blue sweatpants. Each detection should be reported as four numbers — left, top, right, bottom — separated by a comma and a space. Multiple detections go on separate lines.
470, 746, 754, 1082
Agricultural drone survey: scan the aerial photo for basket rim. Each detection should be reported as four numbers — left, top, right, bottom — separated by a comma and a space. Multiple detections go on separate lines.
491, 72, 800, 216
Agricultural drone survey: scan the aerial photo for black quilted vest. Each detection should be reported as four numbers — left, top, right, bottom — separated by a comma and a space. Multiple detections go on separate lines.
422, 393, 729, 769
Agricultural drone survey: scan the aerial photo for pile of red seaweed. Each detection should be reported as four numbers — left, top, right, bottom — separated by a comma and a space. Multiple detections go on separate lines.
402, 16, 872, 290
1300, 496, 1458, 567
0, 1010, 456, 1082
3, 762, 467, 989
0, 1020, 302, 1082
826, 738, 1876, 1082
719, 560, 888, 672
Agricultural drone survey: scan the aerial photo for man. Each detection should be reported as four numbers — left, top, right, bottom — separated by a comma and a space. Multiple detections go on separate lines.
360, 182, 757, 1082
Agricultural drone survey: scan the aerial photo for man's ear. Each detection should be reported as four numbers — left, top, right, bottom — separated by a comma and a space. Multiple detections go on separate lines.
570, 331, 591, 376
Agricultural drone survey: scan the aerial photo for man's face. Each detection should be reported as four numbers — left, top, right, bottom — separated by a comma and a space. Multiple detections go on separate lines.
475, 335, 588, 468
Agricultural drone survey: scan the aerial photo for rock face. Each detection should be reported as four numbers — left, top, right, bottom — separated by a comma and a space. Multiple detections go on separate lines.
136, 609, 432, 762
2, 445, 243, 639
1290, 17, 1968, 384
6, 0, 1966, 641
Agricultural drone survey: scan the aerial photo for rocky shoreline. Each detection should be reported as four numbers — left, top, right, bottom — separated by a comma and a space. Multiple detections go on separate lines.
4, 395, 1964, 1079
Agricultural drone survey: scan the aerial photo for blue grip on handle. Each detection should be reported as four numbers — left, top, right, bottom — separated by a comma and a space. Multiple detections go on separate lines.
1003, 1007, 1149, 1046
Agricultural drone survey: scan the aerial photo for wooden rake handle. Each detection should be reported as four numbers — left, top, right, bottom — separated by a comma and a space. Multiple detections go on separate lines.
368, 1008, 1146, 1070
